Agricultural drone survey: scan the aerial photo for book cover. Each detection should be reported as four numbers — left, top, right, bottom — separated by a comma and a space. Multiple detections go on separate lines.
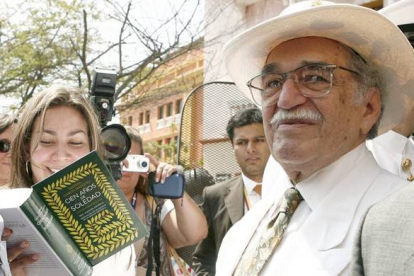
0, 151, 147, 275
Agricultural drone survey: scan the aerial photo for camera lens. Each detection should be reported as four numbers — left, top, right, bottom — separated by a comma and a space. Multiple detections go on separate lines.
102, 128, 126, 157
137, 160, 148, 168
101, 125, 131, 161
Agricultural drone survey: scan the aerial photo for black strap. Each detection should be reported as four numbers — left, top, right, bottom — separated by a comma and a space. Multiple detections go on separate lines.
130, 191, 138, 209
146, 199, 163, 276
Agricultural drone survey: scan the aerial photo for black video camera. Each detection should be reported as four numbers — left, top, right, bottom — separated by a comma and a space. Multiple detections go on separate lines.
90, 68, 131, 181
90, 68, 117, 127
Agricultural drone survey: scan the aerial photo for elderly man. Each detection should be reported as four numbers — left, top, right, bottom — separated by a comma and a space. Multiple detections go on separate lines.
215, 1, 414, 275
352, 0, 414, 275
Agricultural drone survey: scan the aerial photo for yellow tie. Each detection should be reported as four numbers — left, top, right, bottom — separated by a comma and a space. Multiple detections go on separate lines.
234, 187, 303, 275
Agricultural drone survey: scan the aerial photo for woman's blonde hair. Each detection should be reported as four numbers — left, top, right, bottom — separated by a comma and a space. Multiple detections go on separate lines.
123, 125, 148, 195
11, 85, 103, 188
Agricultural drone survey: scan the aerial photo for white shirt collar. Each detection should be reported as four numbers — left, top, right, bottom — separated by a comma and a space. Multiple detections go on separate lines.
297, 143, 369, 211
241, 174, 259, 194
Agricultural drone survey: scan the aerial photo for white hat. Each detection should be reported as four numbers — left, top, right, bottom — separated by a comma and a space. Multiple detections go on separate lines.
380, 0, 414, 29
223, 0, 414, 134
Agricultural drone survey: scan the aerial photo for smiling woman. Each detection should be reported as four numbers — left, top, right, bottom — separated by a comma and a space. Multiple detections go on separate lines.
29, 106, 91, 184
10, 86, 102, 189
6, 85, 136, 276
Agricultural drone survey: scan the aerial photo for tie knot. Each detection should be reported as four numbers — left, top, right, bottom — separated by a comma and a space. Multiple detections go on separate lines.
253, 184, 262, 196
283, 187, 303, 215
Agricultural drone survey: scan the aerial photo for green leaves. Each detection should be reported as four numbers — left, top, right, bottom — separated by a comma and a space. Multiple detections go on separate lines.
1, 0, 205, 111
0, 0, 101, 104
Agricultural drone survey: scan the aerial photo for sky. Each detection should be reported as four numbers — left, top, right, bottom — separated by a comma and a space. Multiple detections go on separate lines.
0, 0, 204, 113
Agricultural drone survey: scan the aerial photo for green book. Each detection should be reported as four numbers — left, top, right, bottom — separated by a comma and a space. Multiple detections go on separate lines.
0, 151, 147, 276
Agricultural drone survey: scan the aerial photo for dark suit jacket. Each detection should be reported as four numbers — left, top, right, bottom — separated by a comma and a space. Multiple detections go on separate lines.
192, 176, 244, 276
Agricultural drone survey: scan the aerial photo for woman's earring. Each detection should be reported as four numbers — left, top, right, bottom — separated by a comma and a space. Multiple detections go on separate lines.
26, 161, 30, 175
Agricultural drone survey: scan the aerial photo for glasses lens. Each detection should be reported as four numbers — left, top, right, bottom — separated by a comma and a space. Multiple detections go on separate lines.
298, 65, 333, 97
0, 140, 10, 153
248, 84, 264, 106
249, 73, 284, 106
248, 64, 334, 106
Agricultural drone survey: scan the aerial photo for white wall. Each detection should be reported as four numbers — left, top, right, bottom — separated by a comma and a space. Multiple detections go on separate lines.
203, 0, 245, 83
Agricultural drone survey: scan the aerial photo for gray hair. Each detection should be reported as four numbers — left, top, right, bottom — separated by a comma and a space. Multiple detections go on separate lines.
345, 46, 385, 139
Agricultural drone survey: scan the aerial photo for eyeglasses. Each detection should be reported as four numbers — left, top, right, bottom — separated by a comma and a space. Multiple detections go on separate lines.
0, 140, 11, 153
247, 63, 360, 106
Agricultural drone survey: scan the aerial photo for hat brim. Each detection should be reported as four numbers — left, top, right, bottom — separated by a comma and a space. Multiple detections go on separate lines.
380, 0, 414, 26
223, 4, 414, 134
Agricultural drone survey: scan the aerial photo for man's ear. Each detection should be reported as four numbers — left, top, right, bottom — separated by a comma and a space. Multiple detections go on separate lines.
361, 87, 381, 135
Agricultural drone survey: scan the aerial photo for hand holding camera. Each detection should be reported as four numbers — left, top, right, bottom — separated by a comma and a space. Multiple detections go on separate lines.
122, 155, 150, 173
121, 153, 184, 199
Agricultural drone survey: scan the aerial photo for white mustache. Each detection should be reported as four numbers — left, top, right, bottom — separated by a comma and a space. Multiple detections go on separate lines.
270, 109, 323, 127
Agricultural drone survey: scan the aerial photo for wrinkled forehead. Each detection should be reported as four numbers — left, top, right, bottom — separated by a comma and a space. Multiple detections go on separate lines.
265, 37, 353, 70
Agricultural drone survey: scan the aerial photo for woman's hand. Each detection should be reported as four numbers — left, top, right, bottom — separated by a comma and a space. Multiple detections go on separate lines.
141, 153, 208, 247
144, 153, 178, 183
2, 227, 39, 276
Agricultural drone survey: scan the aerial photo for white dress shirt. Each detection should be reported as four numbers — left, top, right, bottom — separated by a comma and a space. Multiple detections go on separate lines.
242, 174, 261, 211
262, 131, 414, 197
367, 130, 414, 180
216, 143, 408, 276
261, 156, 280, 198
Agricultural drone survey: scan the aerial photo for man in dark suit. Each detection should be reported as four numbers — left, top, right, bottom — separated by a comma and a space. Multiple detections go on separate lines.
192, 108, 271, 275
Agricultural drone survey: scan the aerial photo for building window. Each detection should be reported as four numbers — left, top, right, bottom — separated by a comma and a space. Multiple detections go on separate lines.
127, 116, 132, 126
145, 111, 150, 124
139, 112, 144, 125
165, 137, 171, 145
158, 105, 164, 119
166, 102, 173, 117
175, 99, 183, 114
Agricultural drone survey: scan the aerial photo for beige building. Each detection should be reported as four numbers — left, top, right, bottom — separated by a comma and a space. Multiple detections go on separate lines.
118, 41, 204, 162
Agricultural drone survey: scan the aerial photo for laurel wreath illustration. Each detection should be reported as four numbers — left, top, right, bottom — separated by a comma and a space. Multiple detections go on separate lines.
41, 162, 138, 260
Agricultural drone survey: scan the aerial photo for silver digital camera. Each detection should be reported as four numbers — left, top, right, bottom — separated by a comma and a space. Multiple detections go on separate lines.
122, 155, 150, 173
